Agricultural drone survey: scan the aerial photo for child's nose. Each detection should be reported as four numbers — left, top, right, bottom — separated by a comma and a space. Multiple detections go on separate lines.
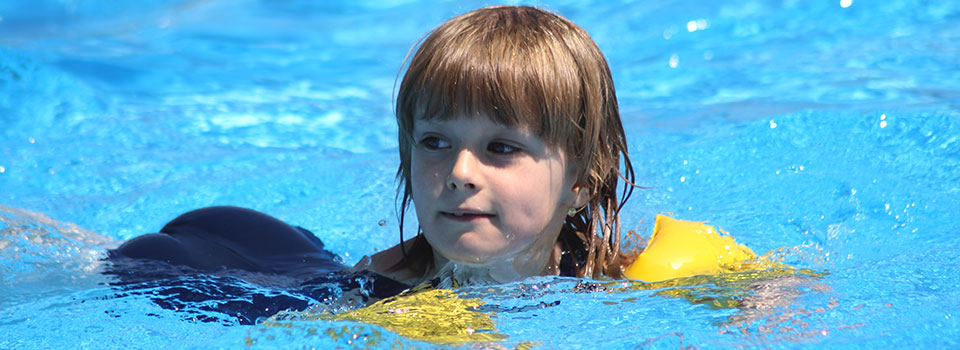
447, 149, 480, 191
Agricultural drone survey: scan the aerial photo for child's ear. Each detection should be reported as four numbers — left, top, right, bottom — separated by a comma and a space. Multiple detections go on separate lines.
571, 183, 590, 210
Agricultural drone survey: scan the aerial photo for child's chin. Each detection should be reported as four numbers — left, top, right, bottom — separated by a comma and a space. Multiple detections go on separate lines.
433, 235, 512, 264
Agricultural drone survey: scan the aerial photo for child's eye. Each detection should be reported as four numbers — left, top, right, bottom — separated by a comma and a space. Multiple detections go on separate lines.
487, 142, 519, 155
420, 136, 450, 150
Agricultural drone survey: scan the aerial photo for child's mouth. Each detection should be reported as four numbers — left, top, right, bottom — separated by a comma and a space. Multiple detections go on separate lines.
441, 211, 494, 222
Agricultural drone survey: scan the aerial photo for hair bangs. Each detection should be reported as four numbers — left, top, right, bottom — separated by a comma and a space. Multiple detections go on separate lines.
397, 6, 584, 149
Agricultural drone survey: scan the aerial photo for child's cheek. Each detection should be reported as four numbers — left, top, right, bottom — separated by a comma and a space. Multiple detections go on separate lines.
410, 155, 443, 195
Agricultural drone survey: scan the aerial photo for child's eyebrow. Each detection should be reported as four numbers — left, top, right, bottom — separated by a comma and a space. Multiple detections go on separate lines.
413, 119, 443, 127
416, 119, 533, 135
410, 120, 442, 134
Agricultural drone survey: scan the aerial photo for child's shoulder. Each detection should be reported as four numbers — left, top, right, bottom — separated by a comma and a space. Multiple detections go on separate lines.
365, 238, 424, 285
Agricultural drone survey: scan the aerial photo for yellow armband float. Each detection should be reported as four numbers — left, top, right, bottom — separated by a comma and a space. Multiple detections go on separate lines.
624, 214, 773, 282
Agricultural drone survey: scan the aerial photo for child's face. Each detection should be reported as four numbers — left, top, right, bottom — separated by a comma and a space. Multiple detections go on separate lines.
410, 115, 583, 266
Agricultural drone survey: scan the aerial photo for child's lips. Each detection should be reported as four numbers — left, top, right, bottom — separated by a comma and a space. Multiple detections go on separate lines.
440, 210, 494, 222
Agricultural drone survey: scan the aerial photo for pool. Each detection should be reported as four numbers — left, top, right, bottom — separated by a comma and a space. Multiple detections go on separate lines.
2, 0, 959, 348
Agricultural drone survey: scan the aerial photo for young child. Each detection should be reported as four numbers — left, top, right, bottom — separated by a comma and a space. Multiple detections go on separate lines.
113, 6, 635, 291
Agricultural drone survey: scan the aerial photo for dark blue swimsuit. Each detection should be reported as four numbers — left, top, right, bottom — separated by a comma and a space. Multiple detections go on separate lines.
107, 206, 409, 325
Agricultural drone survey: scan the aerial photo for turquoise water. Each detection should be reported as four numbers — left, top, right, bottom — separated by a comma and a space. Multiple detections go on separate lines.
2, 0, 959, 348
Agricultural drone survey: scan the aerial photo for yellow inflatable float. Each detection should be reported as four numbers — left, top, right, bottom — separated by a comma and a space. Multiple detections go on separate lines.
624, 214, 775, 282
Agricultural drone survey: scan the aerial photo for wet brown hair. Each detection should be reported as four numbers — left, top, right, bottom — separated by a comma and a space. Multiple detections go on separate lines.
393, 5, 636, 280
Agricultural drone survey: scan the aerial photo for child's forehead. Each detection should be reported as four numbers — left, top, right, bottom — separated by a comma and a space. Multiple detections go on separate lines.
414, 114, 535, 133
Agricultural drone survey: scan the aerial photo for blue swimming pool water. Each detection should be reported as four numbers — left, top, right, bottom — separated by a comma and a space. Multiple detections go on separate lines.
2, 0, 959, 348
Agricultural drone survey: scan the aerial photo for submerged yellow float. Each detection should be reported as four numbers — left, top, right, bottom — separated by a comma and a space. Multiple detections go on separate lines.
267, 284, 506, 344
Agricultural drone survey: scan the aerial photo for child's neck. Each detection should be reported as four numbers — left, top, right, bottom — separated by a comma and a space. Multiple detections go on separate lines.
426, 245, 554, 288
